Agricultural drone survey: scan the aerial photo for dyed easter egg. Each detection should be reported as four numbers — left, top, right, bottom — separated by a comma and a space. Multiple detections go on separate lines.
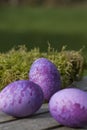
0, 80, 44, 117
49, 88, 87, 128
29, 58, 61, 102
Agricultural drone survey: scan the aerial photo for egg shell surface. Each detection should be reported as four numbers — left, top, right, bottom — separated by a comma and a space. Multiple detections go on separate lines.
49, 88, 87, 128
29, 58, 61, 101
0, 80, 44, 117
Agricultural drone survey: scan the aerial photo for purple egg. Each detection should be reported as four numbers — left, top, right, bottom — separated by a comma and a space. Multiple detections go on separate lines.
29, 58, 61, 102
49, 88, 87, 128
0, 80, 44, 117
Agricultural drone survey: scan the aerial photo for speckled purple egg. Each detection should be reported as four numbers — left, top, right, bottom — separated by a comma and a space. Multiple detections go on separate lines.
0, 80, 44, 117
49, 88, 87, 128
29, 58, 61, 102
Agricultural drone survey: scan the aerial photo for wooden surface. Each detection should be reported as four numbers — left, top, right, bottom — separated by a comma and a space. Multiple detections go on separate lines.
0, 76, 87, 130
0, 104, 85, 130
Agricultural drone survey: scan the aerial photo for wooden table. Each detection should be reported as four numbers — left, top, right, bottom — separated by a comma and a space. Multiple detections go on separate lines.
0, 76, 87, 130
0, 104, 85, 130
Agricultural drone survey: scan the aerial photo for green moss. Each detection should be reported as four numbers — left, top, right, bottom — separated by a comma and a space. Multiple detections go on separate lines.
0, 44, 85, 90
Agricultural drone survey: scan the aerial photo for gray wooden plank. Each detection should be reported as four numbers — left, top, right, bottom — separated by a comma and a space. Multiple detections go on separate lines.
72, 76, 87, 91
0, 111, 16, 123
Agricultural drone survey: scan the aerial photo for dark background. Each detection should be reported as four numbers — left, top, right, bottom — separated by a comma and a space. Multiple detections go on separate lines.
0, 0, 87, 53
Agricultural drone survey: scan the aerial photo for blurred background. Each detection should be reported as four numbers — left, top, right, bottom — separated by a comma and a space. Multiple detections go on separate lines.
0, 0, 87, 53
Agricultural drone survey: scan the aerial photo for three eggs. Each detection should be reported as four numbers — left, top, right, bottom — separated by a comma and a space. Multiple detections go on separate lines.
0, 57, 87, 128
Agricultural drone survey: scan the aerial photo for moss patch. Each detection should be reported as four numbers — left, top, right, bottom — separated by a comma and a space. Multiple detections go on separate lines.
0, 44, 85, 90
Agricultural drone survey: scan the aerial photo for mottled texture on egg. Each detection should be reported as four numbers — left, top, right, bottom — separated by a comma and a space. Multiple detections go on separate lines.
29, 58, 61, 102
0, 80, 44, 117
49, 88, 87, 128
